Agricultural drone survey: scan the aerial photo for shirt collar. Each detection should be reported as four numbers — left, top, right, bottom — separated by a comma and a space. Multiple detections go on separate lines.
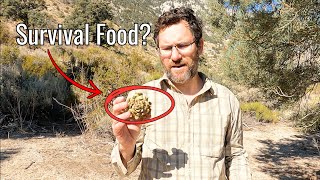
158, 72, 216, 97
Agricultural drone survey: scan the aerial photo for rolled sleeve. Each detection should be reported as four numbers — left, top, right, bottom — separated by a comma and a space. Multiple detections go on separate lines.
225, 98, 252, 180
111, 125, 145, 177
111, 142, 142, 176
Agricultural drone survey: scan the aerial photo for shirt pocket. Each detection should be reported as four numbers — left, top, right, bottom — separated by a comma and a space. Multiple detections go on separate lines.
195, 114, 228, 158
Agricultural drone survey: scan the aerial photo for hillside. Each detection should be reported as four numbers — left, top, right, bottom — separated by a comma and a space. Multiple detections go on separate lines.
0, 0, 223, 138
0, 1, 319, 179
43, 0, 214, 42
109, 0, 208, 26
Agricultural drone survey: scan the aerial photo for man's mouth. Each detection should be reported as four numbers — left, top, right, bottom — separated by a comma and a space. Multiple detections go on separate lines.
170, 64, 187, 74
171, 64, 186, 69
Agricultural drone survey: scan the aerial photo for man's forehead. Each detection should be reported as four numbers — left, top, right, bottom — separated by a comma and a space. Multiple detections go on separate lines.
158, 20, 194, 44
158, 20, 191, 34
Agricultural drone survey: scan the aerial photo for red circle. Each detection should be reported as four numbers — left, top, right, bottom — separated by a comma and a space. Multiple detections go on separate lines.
104, 85, 175, 124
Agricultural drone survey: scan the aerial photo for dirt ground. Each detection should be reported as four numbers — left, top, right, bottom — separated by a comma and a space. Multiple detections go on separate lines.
1, 121, 319, 180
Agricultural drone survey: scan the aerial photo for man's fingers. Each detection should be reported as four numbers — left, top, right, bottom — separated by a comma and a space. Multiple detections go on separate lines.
112, 96, 128, 116
113, 96, 126, 105
112, 111, 130, 128
112, 112, 131, 125
127, 124, 142, 129
112, 101, 128, 115
117, 111, 131, 120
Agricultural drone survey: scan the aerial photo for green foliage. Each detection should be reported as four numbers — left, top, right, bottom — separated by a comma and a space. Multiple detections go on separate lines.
294, 104, 320, 133
0, 46, 73, 129
0, 58, 71, 129
0, 21, 10, 45
198, 55, 225, 84
241, 102, 278, 122
64, 0, 113, 43
208, 1, 238, 43
210, 0, 320, 104
0, 0, 46, 26
57, 46, 161, 133
28, 11, 55, 28
22, 54, 55, 77
68, 46, 161, 94
145, 70, 163, 82
92, 52, 145, 91
128, 51, 162, 80
0, 45, 20, 64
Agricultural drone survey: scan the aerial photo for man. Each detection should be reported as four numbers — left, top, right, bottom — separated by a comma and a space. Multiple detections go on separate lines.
111, 7, 251, 179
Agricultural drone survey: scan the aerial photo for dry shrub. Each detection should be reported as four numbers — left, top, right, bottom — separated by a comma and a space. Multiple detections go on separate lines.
241, 102, 278, 123
64, 46, 161, 135
0, 47, 72, 130
66, 96, 112, 137
0, 45, 19, 64
292, 84, 320, 133
22, 54, 55, 76
294, 104, 320, 133
0, 21, 10, 45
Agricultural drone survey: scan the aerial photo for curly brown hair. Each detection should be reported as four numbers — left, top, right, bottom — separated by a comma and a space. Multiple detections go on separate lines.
153, 7, 203, 48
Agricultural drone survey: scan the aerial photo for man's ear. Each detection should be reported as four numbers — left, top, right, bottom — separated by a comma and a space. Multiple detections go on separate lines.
198, 38, 204, 55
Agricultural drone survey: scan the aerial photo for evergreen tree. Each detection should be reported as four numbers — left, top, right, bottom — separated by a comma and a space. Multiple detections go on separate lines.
0, 0, 47, 26
64, 0, 113, 43
209, 0, 320, 103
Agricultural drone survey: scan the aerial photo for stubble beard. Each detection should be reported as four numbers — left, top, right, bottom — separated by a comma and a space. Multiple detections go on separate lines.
164, 56, 199, 84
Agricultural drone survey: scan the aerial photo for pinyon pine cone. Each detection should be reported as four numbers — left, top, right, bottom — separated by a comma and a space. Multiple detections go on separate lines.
126, 92, 151, 121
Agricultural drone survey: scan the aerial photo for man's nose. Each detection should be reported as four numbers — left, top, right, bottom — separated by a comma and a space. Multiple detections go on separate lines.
170, 47, 182, 61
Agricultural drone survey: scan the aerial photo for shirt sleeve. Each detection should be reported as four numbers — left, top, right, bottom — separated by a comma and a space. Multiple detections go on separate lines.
111, 125, 146, 176
225, 97, 252, 180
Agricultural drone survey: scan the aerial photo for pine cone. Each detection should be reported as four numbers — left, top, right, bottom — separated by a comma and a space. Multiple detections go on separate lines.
126, 92, 151, 121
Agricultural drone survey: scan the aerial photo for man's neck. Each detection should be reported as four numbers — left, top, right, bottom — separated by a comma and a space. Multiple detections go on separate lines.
172, 73, 203, 96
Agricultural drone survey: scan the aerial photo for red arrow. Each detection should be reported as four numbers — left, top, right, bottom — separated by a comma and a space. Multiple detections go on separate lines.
47, 49, 102, 99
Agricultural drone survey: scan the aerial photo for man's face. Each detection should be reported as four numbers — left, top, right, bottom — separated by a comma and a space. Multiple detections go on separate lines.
158, 20, 203, 84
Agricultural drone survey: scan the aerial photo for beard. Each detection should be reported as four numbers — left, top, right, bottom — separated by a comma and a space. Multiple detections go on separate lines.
163, 55, 199, 84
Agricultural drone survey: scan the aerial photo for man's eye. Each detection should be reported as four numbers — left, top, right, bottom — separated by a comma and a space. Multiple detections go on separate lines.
162, 47, 172, 51
177, 44, 188, 49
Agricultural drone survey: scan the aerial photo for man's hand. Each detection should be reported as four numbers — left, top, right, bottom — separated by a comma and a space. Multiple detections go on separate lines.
112, 96, 142, 166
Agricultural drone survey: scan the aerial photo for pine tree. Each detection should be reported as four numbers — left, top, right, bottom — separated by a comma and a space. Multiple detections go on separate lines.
209, 0, 320, 102
0, 0, 47, 26
64, 0, 113, 43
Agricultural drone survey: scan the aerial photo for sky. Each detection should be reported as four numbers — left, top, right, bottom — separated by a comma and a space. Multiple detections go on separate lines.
223, 0, 282, 14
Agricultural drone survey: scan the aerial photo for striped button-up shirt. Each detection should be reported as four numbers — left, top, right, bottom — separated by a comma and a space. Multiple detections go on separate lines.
111, 72, 251, 179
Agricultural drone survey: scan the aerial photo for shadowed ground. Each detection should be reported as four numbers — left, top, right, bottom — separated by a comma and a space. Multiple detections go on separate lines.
244, 120, 319, 180
0, 121, 319, 179
255, 134, 319, 180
